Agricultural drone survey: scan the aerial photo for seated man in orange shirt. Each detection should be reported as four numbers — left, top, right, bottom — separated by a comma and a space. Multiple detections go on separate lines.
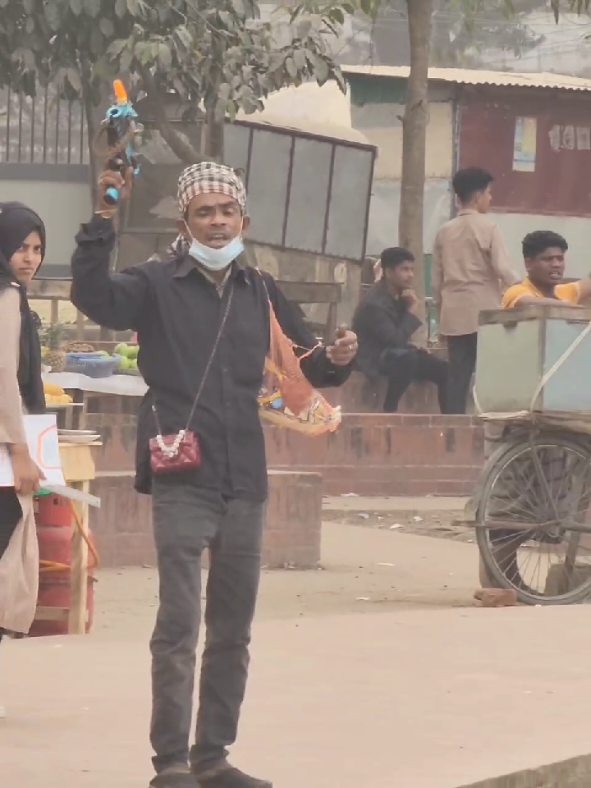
503, 230, 591, 308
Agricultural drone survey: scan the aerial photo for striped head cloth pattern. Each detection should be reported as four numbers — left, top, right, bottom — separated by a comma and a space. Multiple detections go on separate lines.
177, 162, 247, 215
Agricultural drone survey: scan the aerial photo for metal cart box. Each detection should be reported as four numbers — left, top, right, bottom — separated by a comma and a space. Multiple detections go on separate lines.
474, 304, 591, 415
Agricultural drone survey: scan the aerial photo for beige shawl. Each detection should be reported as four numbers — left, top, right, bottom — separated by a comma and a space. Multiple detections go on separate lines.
0, 287, 39, 634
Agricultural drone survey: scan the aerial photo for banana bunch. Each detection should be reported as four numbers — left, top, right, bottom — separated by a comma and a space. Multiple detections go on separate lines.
43, 381, 73, 405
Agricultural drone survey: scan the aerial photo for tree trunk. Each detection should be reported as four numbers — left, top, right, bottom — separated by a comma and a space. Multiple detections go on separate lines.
399, 0, 433, 344
204, 106, 225, 161
203, 59, 225, 162
80, 68, 111, 340
138, 64, 206, 165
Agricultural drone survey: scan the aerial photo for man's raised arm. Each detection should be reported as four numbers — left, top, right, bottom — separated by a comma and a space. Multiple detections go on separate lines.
70, 167, 149, 332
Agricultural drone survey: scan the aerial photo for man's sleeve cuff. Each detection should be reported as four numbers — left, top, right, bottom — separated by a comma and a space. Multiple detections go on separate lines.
76, 214, 116, 244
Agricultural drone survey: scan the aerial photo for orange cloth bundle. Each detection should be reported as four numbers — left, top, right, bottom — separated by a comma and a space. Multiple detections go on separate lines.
257, 300, 341, 436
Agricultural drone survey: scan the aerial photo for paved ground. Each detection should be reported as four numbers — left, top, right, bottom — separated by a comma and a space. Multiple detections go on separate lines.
3, 605, 591, 788
322, 494, 472, 542
2, 511, 589, 787
92, 520, 479, 641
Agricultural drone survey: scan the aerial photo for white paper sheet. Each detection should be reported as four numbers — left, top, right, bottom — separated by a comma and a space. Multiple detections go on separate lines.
0, 414, 65, 487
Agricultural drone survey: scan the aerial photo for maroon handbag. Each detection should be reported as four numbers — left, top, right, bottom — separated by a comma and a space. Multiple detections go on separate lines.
149, 430, 201, 475
149, 286, 234, 475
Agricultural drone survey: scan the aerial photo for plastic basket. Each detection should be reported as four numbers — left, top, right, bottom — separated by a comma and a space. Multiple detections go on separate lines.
64, 352, 121, 379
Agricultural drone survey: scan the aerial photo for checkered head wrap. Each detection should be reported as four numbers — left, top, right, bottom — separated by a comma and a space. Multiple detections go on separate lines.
177, 162, 247, 215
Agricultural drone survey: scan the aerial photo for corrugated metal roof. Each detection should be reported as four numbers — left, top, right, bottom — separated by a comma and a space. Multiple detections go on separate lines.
342, 65, 591, 93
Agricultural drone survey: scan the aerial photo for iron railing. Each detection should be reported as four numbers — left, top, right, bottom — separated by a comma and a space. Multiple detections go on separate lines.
0, 86, 88, 165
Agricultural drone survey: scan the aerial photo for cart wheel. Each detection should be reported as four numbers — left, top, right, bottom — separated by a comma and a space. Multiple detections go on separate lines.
476, 432, 591, 605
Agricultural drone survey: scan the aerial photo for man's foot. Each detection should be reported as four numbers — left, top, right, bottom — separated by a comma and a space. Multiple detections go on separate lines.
149, 766, 196, 788
193, 763, 272, 788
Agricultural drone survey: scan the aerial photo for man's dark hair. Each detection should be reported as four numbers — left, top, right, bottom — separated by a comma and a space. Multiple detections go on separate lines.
380, 247, 415, 270
522, 230, 568, 259
452, 167, 494, 204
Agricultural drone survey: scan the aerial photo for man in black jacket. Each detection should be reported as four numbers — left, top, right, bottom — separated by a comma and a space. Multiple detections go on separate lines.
70, 162, 357, 788
353, 247, 449, 413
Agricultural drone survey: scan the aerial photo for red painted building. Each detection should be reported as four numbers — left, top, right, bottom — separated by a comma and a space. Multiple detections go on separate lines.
345, 65, 591, 280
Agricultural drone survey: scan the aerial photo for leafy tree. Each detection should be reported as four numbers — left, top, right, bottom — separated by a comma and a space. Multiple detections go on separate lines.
0, 0, 352, 166
432, 0, 546, 68
369, 0, 545, 68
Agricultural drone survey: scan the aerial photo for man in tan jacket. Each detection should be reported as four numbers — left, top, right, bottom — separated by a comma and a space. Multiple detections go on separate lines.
432, 167, 518, 414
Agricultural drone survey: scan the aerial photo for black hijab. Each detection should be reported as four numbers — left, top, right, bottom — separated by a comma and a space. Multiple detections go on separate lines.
0, 202, 46, 415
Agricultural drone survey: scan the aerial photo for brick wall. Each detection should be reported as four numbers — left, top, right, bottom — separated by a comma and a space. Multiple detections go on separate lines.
89, 470, 322, 569
263, 470, 322, 568
325, 374, 441, 414
90, 475, 155, 568
81, 394, 485, 499
85, 399, 484, 494
264, 414, 484, 497
85, 415, 139, 473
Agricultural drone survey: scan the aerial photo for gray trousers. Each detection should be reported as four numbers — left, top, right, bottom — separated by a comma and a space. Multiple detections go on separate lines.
150, 481, 265, 774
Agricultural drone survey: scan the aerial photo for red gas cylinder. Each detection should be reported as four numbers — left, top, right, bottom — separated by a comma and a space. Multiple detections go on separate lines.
35, 493, 72, 528
29, 494, 96, 638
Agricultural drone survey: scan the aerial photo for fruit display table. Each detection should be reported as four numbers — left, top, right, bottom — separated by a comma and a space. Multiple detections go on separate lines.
42, 372, 147, 429
33, 440, 98, 635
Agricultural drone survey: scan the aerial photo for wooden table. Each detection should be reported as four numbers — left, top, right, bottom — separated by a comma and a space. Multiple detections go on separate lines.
33, 441, 98, 635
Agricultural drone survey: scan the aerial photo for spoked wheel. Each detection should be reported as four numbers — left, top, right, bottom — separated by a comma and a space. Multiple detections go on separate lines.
476, 433, 591, 605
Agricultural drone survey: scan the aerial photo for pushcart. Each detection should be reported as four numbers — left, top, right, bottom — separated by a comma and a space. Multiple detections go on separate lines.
469, 303, 591, 605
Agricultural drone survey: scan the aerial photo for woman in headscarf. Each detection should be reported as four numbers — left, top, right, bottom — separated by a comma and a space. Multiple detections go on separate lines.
0, 202, 47, 717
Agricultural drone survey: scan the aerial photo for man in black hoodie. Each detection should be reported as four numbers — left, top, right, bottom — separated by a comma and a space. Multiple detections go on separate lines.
353, 247, 449, 413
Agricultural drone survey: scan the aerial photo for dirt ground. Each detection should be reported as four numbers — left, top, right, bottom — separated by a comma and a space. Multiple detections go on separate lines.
5, 503, 591, 788
93, 516, 479, 642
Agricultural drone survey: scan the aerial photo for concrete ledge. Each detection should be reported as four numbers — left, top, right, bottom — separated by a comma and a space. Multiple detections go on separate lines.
263, 470, 322, 569
89, 470, 323, 569
460, 753, 591, 788
80, 397, 486, 497
265, 414, 484, 496
325, 370, 441, 414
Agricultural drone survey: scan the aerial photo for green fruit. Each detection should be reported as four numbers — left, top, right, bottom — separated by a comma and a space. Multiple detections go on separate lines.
127, 345, 139, 359
96, 350, 110, 358
114, 343, 129, 358
118, 356, 131, 370
129, 359, 138, 370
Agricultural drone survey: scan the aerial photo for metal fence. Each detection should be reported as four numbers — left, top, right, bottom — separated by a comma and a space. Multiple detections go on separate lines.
0, 86, 88, 165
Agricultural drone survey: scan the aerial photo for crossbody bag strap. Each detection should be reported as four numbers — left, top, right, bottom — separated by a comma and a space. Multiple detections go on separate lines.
152, 283, 235, 435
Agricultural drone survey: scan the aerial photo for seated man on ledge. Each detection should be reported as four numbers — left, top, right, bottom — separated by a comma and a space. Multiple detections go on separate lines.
503, 230, 591, 308
353, 246, 449, 413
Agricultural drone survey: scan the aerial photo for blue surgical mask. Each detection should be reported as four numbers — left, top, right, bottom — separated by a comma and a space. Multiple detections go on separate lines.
188, 234, 244, 272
